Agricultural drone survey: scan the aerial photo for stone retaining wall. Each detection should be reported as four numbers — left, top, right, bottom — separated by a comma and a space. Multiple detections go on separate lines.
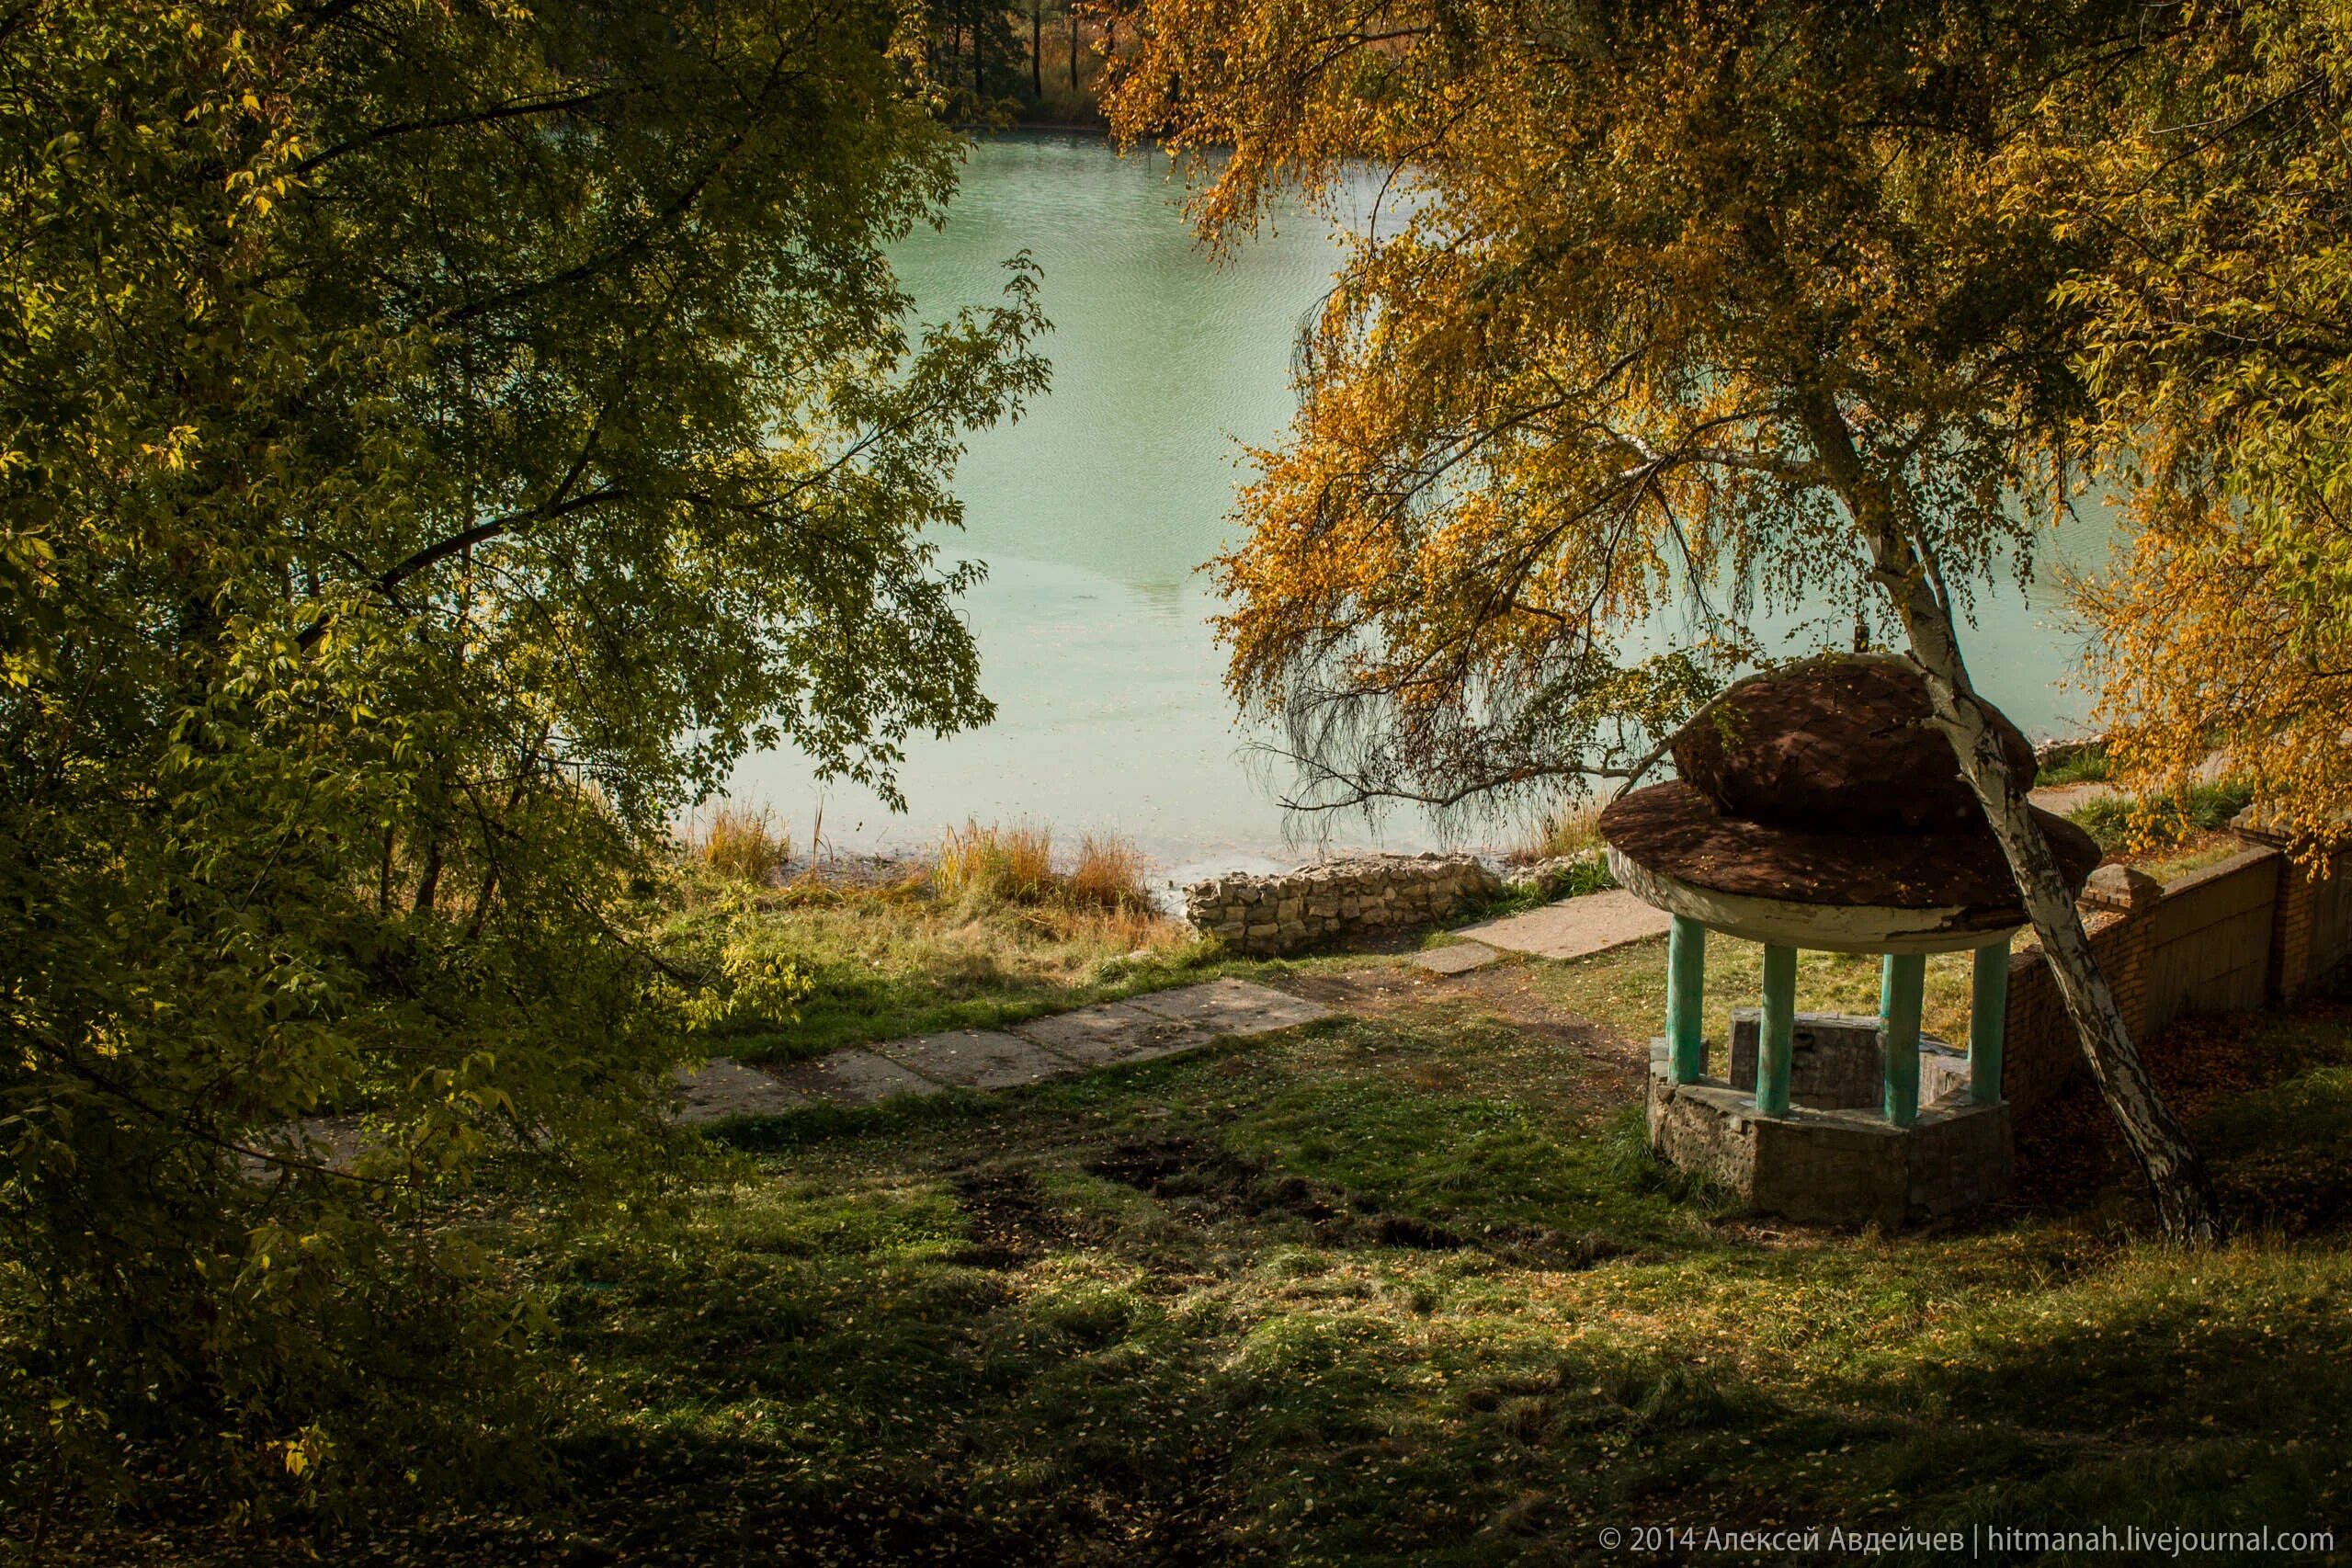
1184, 854, 1503, 956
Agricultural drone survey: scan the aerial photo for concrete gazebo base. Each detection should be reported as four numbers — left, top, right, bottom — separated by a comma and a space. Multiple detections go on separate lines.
1647, 1040, 2013, 1229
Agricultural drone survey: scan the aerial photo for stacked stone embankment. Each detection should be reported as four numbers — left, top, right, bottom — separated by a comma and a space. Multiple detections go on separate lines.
1185, 853, 1503, 956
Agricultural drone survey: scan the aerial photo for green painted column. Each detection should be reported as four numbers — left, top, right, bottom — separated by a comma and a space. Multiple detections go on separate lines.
1666, 915, 1707, 1084
1882, 950, 1926, 1127
1756, 943, 1797, 1116
1880, 953, 1899, 1027
1970, 939, 2010, 1105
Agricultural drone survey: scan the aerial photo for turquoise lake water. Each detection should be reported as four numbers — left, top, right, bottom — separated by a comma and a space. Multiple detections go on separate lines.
732, 132, 2109, 880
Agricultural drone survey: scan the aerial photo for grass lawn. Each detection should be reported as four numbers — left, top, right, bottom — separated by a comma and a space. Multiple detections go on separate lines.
653, 779, 2245, 1070
659, 843, 1985, 1070
276, 949, 2347, 1567
59, 863, 2348, 1567
655, 877, 1367, 1063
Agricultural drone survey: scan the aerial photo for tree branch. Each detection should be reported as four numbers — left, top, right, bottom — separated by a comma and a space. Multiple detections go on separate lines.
287, 86, 631, 177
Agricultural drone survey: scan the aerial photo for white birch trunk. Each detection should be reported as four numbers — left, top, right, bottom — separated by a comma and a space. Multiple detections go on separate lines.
1802, 399, 2222, 1243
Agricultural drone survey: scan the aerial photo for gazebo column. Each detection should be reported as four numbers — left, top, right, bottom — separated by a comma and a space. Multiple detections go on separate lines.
1666, 915, 1707, 1084
1970, 939, 2009, 1105
1755, 944, 1797, 1116
1881, 951, 1926, 1127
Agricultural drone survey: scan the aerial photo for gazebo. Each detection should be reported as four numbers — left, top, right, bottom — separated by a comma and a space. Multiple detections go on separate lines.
1598, 655, 2101, 1225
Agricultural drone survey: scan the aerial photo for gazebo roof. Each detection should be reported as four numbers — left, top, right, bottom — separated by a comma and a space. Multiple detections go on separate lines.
1599, 656, 2101, 948
1600, 778, 2099, 914
1670, 654, 2039, 835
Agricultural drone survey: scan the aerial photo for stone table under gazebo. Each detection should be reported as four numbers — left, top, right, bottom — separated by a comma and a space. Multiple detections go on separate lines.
1599, 656, 2101, 1228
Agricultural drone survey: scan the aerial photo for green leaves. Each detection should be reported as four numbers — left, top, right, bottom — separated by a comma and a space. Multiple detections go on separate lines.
0, 0, 1040, 1510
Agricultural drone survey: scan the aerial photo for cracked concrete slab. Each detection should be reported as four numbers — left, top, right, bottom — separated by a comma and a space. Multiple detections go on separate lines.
1125, 978, 1334, 1035
672, 1058, 811, 1123
670, 982, 1338, 1128
1012, 1001, 1215, 1066
767, 1048, 945, 1105
1411, 941, 1504, 976
872, 1028, 1076, 1090
1457, 889, 1672, 961
674, 1050, 949, 1121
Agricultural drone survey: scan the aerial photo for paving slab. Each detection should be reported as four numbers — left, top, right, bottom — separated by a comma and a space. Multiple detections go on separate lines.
673, 983, 1335, 1128
1125, 978, 1334, 1034
2027, 780, 2117, 815
675, 1049, 945, 1121
872, 1028, 1077, 1091
1457, 888, 1672, 961
767, 1048, 946, 1105
672, 1058, 811, 1123
1011, 1001, 1216, 1066
1411, 941, 1504, 976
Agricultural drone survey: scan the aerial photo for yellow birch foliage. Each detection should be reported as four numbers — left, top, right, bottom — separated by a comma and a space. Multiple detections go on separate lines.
2041, 3, 2352, 857
1103, 1, 2097, 823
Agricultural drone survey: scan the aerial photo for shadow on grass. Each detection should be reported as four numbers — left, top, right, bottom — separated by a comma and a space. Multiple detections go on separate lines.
487, 1005, 2352, 1564
57, 1000, 2352, 1566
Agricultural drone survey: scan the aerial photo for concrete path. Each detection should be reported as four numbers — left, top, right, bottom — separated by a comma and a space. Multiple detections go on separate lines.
1455, 887, 1673, 961
1411, 940, 1505, 975
675, 885, 1689, 1123
673, 978, 1333, 1123
2028, 781, 2118, 816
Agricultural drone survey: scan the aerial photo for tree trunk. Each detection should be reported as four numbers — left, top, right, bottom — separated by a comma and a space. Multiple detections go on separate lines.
1031, 1, 1043, 99
414, 832, 444, 915
971, 2, 983, 100
1069, 3, 1079, 91
1800, 395, 2222, 1244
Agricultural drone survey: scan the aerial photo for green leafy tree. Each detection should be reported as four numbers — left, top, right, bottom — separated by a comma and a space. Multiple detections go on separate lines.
1107, 0, 2221, 1238
1, 0, 1043, 1504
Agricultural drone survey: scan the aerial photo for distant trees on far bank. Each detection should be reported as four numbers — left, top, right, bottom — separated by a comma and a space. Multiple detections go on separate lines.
923, 1, 1123, 124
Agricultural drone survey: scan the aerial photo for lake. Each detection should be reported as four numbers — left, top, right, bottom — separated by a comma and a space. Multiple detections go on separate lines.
731, 131, 2109, 881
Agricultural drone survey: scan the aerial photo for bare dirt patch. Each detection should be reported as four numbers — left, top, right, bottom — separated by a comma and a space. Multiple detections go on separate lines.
1085, 1131, 1628, 1267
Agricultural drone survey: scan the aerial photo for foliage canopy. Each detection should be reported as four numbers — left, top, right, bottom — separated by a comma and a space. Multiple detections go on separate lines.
1, 0, 1042, 1503
2051, 2, 2352, 856
1108, 0, 2114, 825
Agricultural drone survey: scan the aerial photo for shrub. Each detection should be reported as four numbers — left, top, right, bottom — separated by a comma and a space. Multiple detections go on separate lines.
2069, 780, 2254, 855
2035, 741, 2113, 788
677, 927, 816, 1036
687, 802, 790, 886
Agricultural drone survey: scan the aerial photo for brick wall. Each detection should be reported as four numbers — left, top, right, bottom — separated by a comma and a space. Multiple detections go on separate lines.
2311, 859, 2352, 985
2001, 837, 2352, 1114
2147, 848, 2279, 1026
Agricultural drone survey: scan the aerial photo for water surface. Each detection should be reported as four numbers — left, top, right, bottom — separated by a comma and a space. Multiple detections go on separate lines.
733, 132, 2108, 877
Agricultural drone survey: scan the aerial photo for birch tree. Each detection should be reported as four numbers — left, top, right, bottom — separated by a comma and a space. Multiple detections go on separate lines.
1106, 0, 2221, 1238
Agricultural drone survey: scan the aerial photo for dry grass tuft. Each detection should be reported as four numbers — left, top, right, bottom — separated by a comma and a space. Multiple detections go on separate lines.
936, 820, 1057, 906
685, 801, 790, 886
1510, 803, 1604, 865
1066, 832, 1153, 913
934, 821, 1158, 917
